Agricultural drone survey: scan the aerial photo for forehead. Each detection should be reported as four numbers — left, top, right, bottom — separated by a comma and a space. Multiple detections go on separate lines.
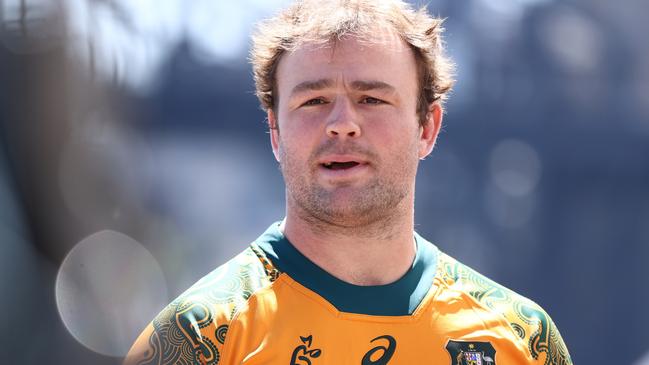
275, 31, 418, 93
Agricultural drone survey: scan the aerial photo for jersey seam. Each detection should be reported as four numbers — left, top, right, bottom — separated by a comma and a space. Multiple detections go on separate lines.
461, 286, 534, 360
218, 246, 282, 362
437, 256, 535, 361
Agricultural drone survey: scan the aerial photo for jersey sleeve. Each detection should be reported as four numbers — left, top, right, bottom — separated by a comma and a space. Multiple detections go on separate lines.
123, 297, 225, 365
499, 292, 573, 365
123, 245, 279, 365
438, 252, 573, 365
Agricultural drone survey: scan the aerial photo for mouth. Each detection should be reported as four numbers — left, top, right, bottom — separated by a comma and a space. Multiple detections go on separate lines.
316, 154, 371, 180
321, 161, 361, 170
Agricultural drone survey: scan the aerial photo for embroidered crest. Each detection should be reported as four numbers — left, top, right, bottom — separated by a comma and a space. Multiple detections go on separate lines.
445, 340, 496, 365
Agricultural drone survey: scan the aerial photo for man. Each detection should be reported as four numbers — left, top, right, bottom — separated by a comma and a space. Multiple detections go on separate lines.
125, 1, 572, 364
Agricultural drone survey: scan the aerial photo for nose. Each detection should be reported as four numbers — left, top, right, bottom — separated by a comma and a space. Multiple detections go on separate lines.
325, 97, 361, 138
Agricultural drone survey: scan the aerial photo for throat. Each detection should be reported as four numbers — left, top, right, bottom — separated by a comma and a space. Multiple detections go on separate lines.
283, 221, 417, 286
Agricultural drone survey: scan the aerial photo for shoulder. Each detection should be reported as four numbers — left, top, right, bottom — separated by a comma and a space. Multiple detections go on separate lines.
123, 245, 279, 365
436, 251, 573, 365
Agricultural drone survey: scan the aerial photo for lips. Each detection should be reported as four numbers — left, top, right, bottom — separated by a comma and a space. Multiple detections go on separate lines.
317, 155, 370, 180
322, 161, 361, 170
319, 154, 368, 170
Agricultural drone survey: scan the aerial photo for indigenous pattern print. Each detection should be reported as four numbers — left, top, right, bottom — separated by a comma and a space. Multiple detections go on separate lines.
437, 252, 573, 365
250, 243, 281, 282
124, 224, 572, 365
131, 247, 277, 365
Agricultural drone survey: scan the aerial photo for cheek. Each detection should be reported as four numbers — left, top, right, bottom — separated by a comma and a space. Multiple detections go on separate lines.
370, 115, 420, 147
383, 129, 422, 168
287, 111, 325, 131
277, 128, 312, 165
279, 115, 322, 147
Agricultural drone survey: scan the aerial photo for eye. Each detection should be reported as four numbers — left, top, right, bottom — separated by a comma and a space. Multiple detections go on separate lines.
302, 98, 327, 106
361, 97, 384, 105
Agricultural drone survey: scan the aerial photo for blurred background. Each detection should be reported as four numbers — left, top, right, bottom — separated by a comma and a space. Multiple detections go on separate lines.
1, 0, 648, 363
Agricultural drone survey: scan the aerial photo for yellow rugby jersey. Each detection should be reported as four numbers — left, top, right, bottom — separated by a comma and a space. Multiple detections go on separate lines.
125, 222, 572, 365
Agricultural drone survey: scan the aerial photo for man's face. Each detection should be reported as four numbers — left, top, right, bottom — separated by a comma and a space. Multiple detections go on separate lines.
270, 32, 441, 227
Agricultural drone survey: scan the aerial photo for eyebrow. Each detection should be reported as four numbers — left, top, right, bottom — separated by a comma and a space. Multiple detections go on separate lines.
290, 79, 396, 97
350, 80, 396, 93
290, 79, 334, 97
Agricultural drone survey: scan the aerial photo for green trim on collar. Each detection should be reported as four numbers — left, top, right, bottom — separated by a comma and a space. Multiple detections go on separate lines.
254, 222, 438, 316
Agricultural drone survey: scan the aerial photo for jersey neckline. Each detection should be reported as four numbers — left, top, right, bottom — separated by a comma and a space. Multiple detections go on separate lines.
254, 222, 439, 316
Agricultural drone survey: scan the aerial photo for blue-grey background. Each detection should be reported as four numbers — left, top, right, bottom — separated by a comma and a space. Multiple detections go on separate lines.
1, 0, 648, 363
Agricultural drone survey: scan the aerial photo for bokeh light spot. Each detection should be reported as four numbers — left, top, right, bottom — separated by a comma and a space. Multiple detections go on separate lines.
55, 230, 168, 357
489, 139, 541, 197
484, 182, 536, 229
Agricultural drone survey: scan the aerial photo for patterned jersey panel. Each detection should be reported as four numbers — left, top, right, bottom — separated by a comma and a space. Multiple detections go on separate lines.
123, 230, 573, 365
123, 246, 279, 365
436, 252, 573, 365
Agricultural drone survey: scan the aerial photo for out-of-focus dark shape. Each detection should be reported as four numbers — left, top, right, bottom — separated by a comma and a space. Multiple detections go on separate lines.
0, 0, 156, 363
0, 0, 65, 54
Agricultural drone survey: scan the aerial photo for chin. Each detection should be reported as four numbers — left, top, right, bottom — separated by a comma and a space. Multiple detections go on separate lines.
314, 199, 392, 226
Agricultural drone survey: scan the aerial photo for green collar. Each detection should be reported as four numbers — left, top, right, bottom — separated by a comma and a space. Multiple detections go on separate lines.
254, 222, 439, 316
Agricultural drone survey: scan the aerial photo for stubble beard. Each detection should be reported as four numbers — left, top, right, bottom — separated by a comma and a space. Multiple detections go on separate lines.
278, 140, 419, 234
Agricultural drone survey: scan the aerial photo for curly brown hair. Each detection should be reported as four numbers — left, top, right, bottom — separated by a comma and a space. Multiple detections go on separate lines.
250, 0, 455, 127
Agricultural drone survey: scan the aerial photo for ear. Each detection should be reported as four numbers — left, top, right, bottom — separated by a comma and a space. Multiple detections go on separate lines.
268, 109, 281, 162
418, 103, 443, 159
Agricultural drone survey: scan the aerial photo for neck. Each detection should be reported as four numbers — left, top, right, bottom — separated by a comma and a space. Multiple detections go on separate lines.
281, 195, 417, 286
